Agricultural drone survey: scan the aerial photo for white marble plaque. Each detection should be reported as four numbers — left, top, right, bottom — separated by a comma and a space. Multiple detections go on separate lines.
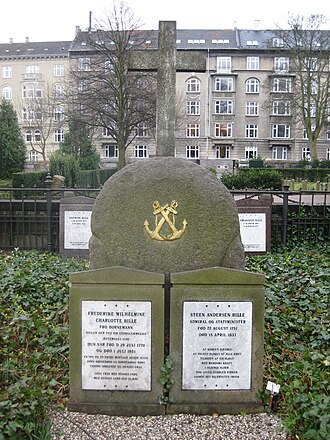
64, 211, 92, 249
81, 301, 152, 390
182, 301, 252, 390
239, 213, 266, 252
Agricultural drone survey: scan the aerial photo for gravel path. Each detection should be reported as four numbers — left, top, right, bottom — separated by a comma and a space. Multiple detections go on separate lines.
50, 410, 288, 439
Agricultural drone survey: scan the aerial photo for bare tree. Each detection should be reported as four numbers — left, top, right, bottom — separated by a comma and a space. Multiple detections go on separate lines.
67, 1, 156, 169
21, 82, 65, 163
275, 14, 330, 161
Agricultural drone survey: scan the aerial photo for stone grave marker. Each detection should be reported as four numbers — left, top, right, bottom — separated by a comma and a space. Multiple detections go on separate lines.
59, 196, 94, 258
68, 267, 165, 415
169, 267, 264, 414
69, 20, 264, 417
236, 197, 272, 254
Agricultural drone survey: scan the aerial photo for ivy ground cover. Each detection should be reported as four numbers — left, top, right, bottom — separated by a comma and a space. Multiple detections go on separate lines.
0, 243, 329, 439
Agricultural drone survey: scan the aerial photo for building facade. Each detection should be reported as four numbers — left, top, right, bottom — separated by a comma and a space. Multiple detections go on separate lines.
1, 27, 329, 173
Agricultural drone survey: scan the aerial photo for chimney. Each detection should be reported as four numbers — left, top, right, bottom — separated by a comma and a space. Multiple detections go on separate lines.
25, 37, 29, 43
254, 19, 260, 29
10, 38, 13, 44
75, 26, 81, 35
88, 11, 92, 32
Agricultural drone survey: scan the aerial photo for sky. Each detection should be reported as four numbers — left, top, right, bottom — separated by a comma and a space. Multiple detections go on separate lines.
0, 0, 328, 43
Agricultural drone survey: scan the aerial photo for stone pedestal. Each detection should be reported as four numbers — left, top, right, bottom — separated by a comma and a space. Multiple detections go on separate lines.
68, 267, 165, 416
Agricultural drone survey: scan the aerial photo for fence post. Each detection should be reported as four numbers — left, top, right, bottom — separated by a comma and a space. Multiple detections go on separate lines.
282, 184, 290, 245
45, 173, 53, 252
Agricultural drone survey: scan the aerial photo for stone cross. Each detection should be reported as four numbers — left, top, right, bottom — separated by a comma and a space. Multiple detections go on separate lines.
129, 21, 206, 157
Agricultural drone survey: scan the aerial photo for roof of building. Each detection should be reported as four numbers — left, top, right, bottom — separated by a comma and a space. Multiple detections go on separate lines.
0, 40, 71, 60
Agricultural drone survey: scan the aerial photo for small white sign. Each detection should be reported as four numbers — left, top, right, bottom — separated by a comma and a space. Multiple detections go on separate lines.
81, 301, 152, 391
239, 213, 266, 252
182, 301, 252, 390
64, 210, 92, 249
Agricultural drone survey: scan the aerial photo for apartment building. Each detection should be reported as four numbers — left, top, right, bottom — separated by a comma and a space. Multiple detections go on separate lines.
1, 27, 329, 172
0, 38, 71, 169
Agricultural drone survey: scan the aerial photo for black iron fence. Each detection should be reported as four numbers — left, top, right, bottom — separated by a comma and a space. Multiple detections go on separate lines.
0, 184, 329, 253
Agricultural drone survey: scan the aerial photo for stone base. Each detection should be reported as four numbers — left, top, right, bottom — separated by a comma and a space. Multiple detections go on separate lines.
67, 401, 166, 416
167, 402, 264, 415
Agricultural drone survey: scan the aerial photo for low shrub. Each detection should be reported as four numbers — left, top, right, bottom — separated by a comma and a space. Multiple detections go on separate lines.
246, 241, 330, 440
12, 172, 48, 189
221, 169, 283, 190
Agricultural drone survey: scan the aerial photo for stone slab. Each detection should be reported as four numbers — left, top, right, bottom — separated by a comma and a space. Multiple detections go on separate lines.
90, 158, 245, 273
68, 266, 165, 416
236, 198, 271, 254
59, 196, 94, 258
168, 267, 264, 415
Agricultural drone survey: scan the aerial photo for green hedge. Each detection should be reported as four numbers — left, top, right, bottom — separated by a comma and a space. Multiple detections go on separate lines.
12, 172, 48, 188
273, 168, 330, 181
221, 169, 283, 190
76, 168, 117, 188
11, 169, 117, 191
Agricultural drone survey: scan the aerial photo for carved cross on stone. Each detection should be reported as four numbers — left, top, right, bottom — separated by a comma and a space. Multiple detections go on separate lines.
129, 21, 206, 157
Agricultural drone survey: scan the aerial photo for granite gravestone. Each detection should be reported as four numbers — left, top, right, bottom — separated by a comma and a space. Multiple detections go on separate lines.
69, 20, 265, 416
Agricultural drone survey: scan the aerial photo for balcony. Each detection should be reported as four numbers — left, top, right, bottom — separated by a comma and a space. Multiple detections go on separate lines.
21, 73, 44, 81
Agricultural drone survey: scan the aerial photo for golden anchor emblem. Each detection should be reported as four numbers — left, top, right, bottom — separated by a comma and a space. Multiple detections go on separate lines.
144, 200, 187, 241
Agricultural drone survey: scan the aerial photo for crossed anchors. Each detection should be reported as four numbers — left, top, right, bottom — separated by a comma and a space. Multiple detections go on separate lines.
144, 200, 187, 241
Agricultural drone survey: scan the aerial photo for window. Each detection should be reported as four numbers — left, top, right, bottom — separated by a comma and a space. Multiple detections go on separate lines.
326, 147, 330, 160
246, 102, 259, 116
216, 57, 231, 73
135, 124, 147, 137
304, 104, 317, 118
302, 147, 311, 160
26, 65, 39, 73
54, 107, 64, 121
273, 78, 292, 93
186, 101, 200, 115
245, 124, 258, 138
303, 126, 315, 139
25, 130, 33, 142
2, 86, 12, 100
214, 123, 232, 137
78, 80, 88, 92
186, 145, 199, 159
215, 145, 230, 159
215, 100, 234, 114
246, 78, 260, 93
272, 38, 284, 47
134, 145, 148, 158
104, 144, 118, 158
2, 66, 11, 78
247, 57, 259, 70
22, 108, 35, 121
272, 101, 291, 115
245, 146, 258, 159
186, 78, 200, 93
22, 84, 42, 99
274, 57, 289, 72
272, 124, 290, 138
28, 150, 39, 162
102, 126, 111, 137
34, 130, 41, 142
215, 77, 234, 91
25, 65, 39, 78
186, 124, 200, 137
305, 57, 318, 71
78, 57, 91, 71
54, 84, 63, 98
272, 146, 288, 160
54, 129, 64, 143
54, 64, 64, 76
